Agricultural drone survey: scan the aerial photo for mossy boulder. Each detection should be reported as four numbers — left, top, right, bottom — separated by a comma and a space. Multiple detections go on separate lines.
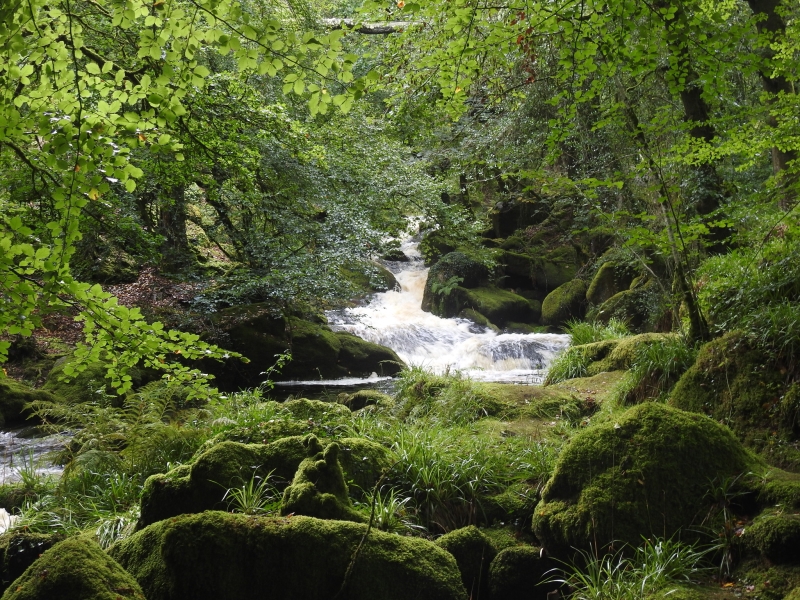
280, 438, 364, 522
741, 511, 800, 564
201, 307, 404, 389
586, 261, 635, 306
501, 246, 583, 299
426, 282, 538, 327
487, 546, 557, 600
532, 402, 759, 556
669, 332, 799, 467
458, 308, 500, 332
421, 252, 490, 314
584, 333, 677, 377
110, 512, 466, 600
339, 390, 394, 411
139, 432, 392, 527
0, 379, 57, 427
0, 533, 64, 595
2, 536, 145, 600
541, 280, 588, 327
436, 526, 496, 600
594, 278, 664, 332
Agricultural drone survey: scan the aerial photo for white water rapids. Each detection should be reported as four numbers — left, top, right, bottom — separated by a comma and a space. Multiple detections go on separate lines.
324, 237, 569, 385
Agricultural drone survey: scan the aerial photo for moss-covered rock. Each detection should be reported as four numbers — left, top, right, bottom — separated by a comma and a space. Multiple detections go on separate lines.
501, 246, 583, 299
594, 278, 665, 332
584, 333, 676, 377
462, 287, 539, 327
741, 511, 800, 564
339, 390, 394, 411
110, 512, 465, 600
541, 280, 588, 327
280, 438, 364, 522
0, 379, 57, 427
669, 332, 799, 467
0, 532, 64, 595
532, 403, 759, 556
138, 433, 392, 527
2, 536, 145, 600
586, 261, 635, 306
201, 308, 404, 389
422, 252, 490, 314
335, 332, 404, 376
436, 526, 496, 600
487, 545, 557, 600
458, 308, 501, 332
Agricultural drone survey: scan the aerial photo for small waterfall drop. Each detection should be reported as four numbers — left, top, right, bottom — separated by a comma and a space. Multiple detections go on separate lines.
326, 236, 569, 384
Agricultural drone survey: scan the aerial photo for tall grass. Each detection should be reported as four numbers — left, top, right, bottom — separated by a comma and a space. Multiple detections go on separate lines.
565, 318, 631, 346
552, 538, 710, 600
613, 335, 697, 404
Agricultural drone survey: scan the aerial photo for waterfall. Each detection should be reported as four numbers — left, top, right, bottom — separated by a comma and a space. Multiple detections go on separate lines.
326, 236, 569, 384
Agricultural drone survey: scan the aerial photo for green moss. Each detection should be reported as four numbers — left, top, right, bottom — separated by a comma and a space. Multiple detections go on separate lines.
458, 308, 500, 332
586, 333, 676, 376
280, 438, 365, 522
586, 261, 635, 306
0, 379, 57, 427
670, 332, 799, 467
462, 286, 539, 327
737, 558, 800, 600
436, 526, 496, 600
139, 433, 391, 527
334, 332, 405, 376
786, 587, 800, 600
421, 252, 491, 316
487, 545, 557, 600
741, 510, 800, 563
595, 278, 665, 332
541, 280, 588, 327
0, 532, 64, 595
2, 536, 145, 600
110, 512, 465, 600
339, 390, 394, 411
532, 403, 760, 556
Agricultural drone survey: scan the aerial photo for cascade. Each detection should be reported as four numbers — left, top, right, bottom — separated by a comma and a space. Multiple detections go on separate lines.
325, 236, 569, 384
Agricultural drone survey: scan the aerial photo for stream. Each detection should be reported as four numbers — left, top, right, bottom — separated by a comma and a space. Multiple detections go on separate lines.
285, 235, 570, 389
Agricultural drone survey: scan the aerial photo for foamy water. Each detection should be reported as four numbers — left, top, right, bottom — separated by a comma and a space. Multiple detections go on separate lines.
325, 237, 569, 384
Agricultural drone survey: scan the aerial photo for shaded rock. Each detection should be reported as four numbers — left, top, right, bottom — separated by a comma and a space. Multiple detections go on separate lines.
741, 511, 800, 564
427, 284, 539, 328
436, 526, 496, 600
670, 331, 800, 468
532, 403, 758, 556
139, 432, 392, 527
458, 309, 500, 332
501, 246, 582, 298
201, 307, 404, 389
487, 545, 557, 600
0, 379, 57, 428
3, 536, 145, 600
586, 261, 635, 306
280, 438, 364, 522
422, 252, 490, 314
0, 532, 64, 595
594, 278, 665, 332
110, 512, 465, 600
541, 280, 588, 327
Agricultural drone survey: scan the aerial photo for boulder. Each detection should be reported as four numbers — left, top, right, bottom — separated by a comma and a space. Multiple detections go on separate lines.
594, 278, 664, 332
586, 261, 635, 306
138, 433, 392, 527
532, 403, 758, 556
421, 252, 490, 314
541, 280, 588, 327
339, 390, 394, 412
110, 512, 466, 600
0, 532, 64, 595
426, 284, 539, 328
0, 379, 57, 427
280, 438, 364, 522
436, 526, 496, 600
487, 546, 557, 600
741, 511, 800, 564
501, 246, 582, 298
200, 307, 405, 389
2, 536, 145, 600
